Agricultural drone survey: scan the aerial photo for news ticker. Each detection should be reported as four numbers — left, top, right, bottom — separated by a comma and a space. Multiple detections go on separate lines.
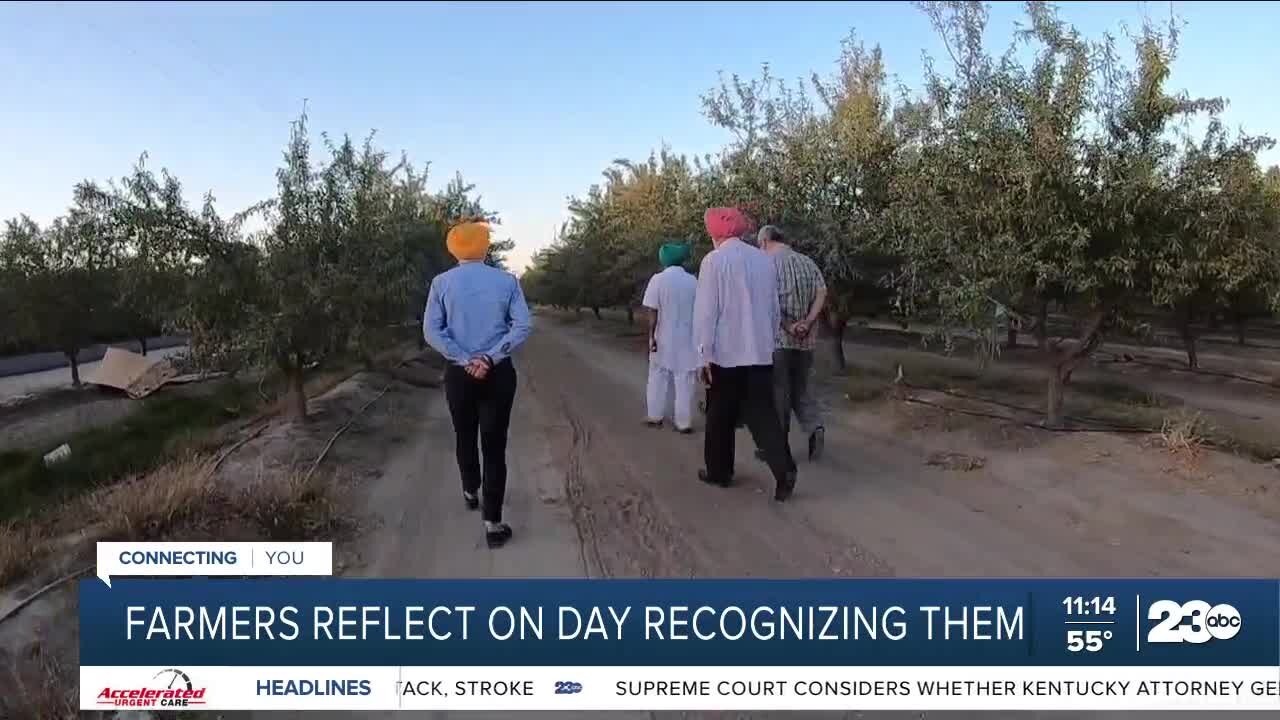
79, 575, 1280, 711
81, 666, 1280, 711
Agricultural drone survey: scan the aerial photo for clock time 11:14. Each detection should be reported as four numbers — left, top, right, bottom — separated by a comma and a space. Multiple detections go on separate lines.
1063, 596, 1116, 616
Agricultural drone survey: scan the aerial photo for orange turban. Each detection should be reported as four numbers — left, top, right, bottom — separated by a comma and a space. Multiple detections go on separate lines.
704, 207, 754, 241
447, 222, 491, 261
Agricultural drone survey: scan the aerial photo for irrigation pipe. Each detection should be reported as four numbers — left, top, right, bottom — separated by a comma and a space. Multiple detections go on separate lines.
208, 422, 270, 477
898, 381, 1148, 432
900, 395, 1155, 434
0, 565, 96, 627
1098, 351, 1277, 388
304, 381, 393, 483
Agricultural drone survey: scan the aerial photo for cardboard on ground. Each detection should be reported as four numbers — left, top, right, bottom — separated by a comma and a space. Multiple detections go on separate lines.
88, 347, 210, 399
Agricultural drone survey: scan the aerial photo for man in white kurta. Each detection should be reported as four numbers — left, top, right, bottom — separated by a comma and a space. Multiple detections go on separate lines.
642, 242, 699, 433
693, 207, 797, 501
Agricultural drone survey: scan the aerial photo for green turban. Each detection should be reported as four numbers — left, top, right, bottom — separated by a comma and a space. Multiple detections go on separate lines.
658, 242, 690, 268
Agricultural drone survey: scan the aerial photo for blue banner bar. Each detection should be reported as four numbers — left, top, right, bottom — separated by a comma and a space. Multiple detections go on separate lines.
80, 578, 1278, 667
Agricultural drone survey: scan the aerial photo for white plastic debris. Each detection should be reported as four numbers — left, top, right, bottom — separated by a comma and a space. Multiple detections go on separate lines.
43, 443, 71, 466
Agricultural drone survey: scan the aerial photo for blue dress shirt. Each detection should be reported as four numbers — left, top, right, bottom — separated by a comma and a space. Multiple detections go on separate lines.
423, 262, 533, 366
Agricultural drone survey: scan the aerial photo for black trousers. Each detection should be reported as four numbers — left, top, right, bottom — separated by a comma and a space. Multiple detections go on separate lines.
704, 363, 796, 487
444, 359, 517, 523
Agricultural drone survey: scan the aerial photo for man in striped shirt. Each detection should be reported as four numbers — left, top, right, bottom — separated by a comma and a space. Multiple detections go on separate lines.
756, 225, 828, 462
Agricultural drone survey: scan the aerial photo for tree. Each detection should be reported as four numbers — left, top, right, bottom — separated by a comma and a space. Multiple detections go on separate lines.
702, 39, 904, 369
891, 2, 1232, 426
1155, 124, 1277, 367
178, 114, 494, 418
81, 155, 198, 355
1, 209, 116, 387
181, 112, 353, 418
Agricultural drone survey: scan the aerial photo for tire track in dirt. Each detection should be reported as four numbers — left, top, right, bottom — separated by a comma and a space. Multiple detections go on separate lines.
562, 400, 606, 577
527, 350, 710, 578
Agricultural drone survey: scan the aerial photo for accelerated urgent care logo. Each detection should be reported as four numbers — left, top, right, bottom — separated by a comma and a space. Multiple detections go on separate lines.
97, 668, 208, 708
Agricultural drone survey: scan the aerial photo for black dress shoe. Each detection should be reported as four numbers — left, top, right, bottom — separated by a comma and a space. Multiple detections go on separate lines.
808, 427, 825, 461
675, 426, 695, 434
463, 492, 479, 511
485, 523, 513, 548
774, 470, 797, 502
644, 419, 664, 429
698, 469, 731, 488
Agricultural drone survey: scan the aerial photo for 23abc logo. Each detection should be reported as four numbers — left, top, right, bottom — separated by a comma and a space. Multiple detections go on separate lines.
1146, 600, 1241, 644
554, 681, 583, 695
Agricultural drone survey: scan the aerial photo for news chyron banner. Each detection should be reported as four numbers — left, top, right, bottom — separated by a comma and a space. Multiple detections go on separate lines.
80, 565, 1280, 711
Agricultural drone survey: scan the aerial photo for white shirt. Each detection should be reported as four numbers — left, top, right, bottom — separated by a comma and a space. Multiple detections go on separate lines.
692, 237, 780, 368
641, 266, 699, 372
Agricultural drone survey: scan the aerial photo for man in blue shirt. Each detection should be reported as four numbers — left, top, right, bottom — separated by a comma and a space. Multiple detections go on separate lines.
424, 221, 533, 548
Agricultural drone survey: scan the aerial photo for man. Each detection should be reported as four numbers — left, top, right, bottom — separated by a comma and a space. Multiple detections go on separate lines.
755, 225, 828, 461
424, 221, 533, 549
642, 242, 698, 433
693, 207, 798, 501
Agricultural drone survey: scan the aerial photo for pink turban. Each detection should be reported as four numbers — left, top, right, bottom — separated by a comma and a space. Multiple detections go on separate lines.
704, 207, 754, 241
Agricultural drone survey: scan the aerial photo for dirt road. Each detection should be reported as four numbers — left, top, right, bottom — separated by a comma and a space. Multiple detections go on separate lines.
252, 311, 1278, 720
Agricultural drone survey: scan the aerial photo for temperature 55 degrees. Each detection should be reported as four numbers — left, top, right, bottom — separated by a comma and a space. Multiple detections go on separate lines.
1066, 628, 1112, 652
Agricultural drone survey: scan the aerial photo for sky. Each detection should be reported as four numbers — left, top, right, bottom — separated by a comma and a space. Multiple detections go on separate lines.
2, 1, 1278, 273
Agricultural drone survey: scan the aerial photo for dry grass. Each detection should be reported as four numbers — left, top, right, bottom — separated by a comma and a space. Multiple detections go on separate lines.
1, 644, 77, 720
0, 522, 40, 587
89, 455, 221, 541
0, 452, 352, 591
237, 470, 356, 541
1158, 409, 1210, 461
926, 450, 988, 472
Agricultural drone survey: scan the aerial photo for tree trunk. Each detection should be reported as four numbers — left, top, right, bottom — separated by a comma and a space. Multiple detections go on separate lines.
1042, 308, 1108, 428
1181, 330, 1198, 369
1005, 327, 1018, 350
1177, 304, 1198, 369
1045, 365, 1066, 429
592, 306, 602, 320
1233, 312, 1247, 346
1035, 299, 1049, 352
827, 312, 848, 371
67, 351, 81, 388
138, 337, 149, 355
286, 370, 308, 420
626, 306, 635, 325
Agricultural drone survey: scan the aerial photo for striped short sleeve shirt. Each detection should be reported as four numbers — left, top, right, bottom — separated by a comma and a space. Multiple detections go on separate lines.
773, 248, 826, 351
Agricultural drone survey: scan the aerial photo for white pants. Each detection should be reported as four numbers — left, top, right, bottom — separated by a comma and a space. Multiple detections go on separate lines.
646, 358, 697, 430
